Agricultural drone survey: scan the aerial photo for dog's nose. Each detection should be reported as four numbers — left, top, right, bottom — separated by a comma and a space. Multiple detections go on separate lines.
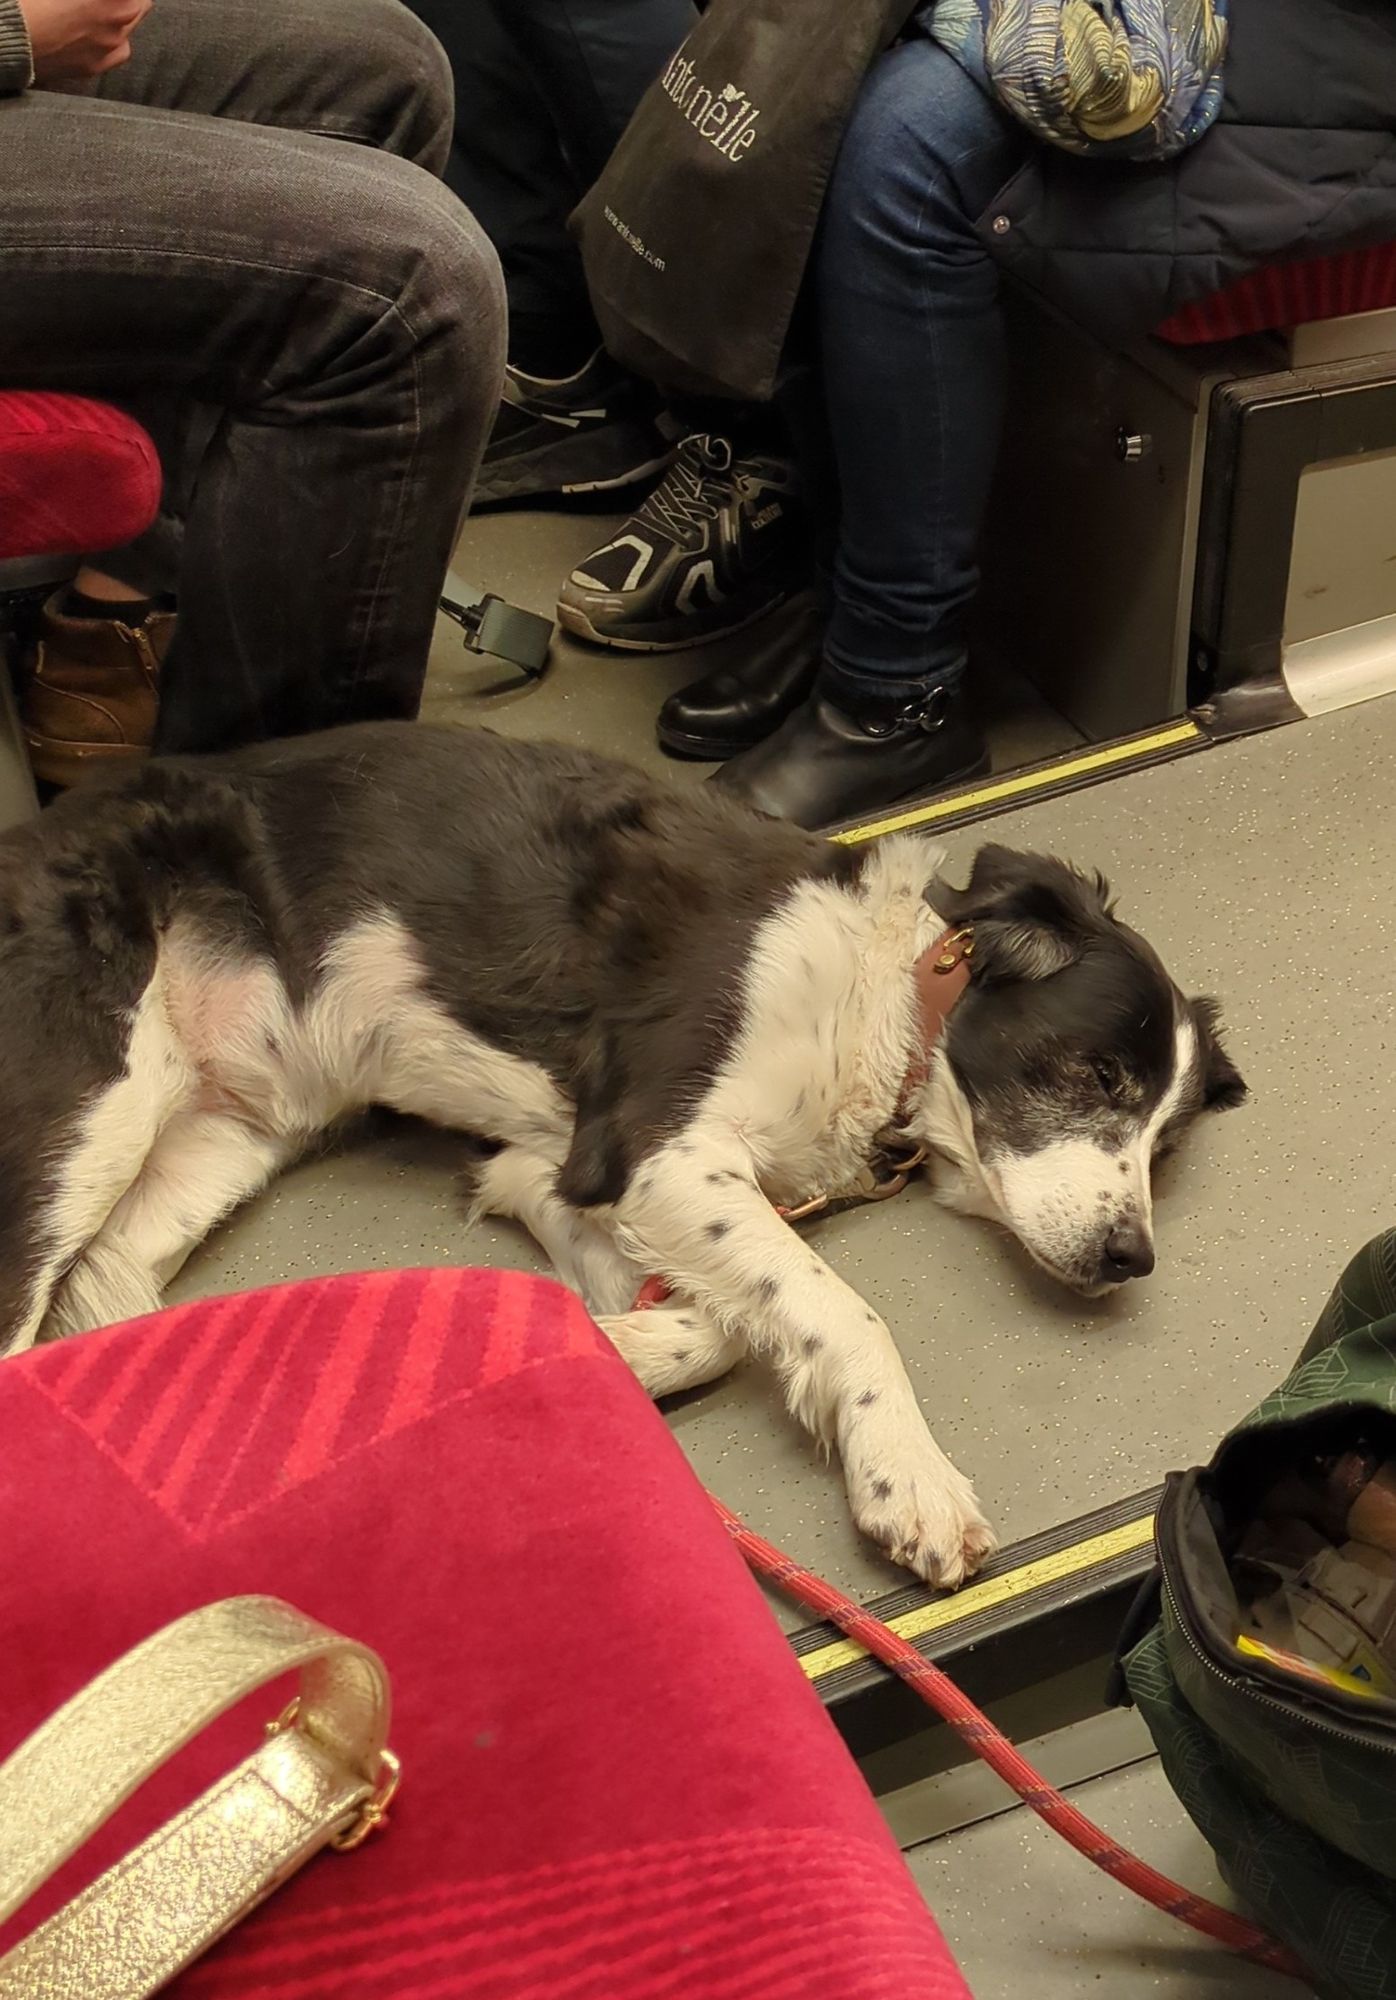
1101, 1223, 1155, 1283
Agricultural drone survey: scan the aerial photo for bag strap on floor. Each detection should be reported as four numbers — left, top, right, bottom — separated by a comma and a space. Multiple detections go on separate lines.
440, 571, 553, 680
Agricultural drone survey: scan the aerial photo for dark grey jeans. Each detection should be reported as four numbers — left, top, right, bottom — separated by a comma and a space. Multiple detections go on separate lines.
409, 0, 694, 364
0, 0, 505, 752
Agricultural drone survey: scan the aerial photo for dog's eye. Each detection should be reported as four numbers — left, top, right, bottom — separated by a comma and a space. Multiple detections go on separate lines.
1090, 1057, 1117, 1095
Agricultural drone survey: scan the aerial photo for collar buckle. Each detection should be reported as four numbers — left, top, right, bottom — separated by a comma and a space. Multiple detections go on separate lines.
933, 926, 975, 974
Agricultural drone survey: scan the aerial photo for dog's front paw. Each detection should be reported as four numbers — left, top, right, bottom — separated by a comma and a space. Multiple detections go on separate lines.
848, 1454, 997, 1590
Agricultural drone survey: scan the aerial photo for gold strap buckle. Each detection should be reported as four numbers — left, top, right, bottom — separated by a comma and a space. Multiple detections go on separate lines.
330, 1749, 402, 1851
266, 1697, 401, 1851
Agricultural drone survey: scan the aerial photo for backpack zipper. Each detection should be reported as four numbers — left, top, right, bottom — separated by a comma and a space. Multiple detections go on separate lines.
1161, 1577, 1396, 1752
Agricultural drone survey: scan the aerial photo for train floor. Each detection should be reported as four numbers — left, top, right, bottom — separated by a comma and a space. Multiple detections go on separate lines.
906, 1756, 1296, 1997
162, 501, 1385, 1997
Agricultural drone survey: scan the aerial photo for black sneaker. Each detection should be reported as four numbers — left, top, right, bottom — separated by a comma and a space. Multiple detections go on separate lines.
556, 434, 808, 651
473, 351, 672, 511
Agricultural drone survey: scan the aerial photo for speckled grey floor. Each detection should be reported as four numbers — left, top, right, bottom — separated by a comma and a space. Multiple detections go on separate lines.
909, 1756, 1308, 1998
167, 500, 1396, 1625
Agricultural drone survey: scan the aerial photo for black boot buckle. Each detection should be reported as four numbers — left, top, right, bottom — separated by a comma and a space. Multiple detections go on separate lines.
862, 684, 950, 739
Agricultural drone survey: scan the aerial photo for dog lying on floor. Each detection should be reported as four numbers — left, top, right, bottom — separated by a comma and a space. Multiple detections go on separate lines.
0, 723, 1244, 1585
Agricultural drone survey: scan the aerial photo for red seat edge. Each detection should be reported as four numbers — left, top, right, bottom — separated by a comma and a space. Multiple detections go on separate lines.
1157, 243, 1396, 345
0, 392, 162, 565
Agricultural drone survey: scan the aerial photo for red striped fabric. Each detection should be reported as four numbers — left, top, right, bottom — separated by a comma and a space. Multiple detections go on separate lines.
0, 391, 161, 562
1157, 243, 1396, 344
29, 1266, 599, 1539
0, 1269, 970, 1999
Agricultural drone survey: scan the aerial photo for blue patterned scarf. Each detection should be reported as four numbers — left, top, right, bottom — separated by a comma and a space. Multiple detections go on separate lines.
929, 0, 1228, 160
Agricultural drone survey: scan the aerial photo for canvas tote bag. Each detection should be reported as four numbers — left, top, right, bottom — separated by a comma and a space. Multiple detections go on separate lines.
572, 0, 917, 403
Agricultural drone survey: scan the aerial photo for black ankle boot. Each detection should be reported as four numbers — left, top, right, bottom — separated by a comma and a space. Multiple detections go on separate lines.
655, 591, 824, 759
710, 683, 989, 829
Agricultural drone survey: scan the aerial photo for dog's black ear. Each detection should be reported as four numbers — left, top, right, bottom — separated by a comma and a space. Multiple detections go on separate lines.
968, 918, 1079, 984
1190, 996, 1247, 1110
928, 845, 1111, 985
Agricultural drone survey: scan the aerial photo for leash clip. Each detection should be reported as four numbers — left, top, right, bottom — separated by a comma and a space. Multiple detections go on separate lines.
865, 1143, 928, 1202
778, 1140, 929, 1223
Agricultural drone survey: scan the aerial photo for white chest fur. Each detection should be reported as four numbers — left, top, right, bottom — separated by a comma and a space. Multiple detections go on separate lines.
702, 836, 950, 1204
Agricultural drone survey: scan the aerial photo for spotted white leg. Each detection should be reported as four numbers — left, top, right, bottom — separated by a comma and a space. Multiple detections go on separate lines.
614, 1140, 997, 1587
5, 983, 199, 1355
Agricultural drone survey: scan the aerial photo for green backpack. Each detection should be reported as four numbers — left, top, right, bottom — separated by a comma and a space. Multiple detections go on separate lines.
1119, 1232, 1396, 2000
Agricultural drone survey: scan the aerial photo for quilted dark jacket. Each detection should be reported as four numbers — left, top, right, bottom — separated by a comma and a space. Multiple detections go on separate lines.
975, 0, 1396, 340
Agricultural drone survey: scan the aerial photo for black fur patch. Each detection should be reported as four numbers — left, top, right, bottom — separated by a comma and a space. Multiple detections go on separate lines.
232, 725, 859, 1211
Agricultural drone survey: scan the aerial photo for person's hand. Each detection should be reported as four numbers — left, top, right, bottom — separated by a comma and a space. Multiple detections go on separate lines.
18, 0, 153, 81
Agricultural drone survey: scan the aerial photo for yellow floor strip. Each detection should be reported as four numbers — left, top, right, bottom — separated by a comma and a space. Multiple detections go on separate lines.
800, 1513, 1156, 1682
832, 721, 1203, 846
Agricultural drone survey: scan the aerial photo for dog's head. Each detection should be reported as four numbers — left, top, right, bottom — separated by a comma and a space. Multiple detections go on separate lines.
915, 845, 1245, 1295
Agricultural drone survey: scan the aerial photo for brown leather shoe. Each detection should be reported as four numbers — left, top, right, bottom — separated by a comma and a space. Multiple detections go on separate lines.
23, 601, 175, 787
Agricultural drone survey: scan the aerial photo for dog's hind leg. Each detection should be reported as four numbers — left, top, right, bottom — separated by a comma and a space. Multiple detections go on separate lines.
42, 1240, 166, 1342
470, 1145, 745, 1392
43, 1110, 296, 1342
469, 1143, 646, 1317
592, 1305, 746, 1397
4, 981, 195, 1356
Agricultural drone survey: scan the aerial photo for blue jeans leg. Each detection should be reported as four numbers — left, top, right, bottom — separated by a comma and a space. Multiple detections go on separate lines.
816, 37, 1027, 711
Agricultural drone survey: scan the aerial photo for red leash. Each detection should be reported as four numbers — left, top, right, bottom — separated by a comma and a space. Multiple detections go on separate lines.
712, 1494, 1309, 1982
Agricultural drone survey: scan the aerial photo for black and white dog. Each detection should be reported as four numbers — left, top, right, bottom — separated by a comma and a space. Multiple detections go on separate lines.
0, 724, 1244, 1586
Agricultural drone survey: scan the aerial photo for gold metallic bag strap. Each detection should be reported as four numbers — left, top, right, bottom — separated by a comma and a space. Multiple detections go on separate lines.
0, 1596, 397, 2000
